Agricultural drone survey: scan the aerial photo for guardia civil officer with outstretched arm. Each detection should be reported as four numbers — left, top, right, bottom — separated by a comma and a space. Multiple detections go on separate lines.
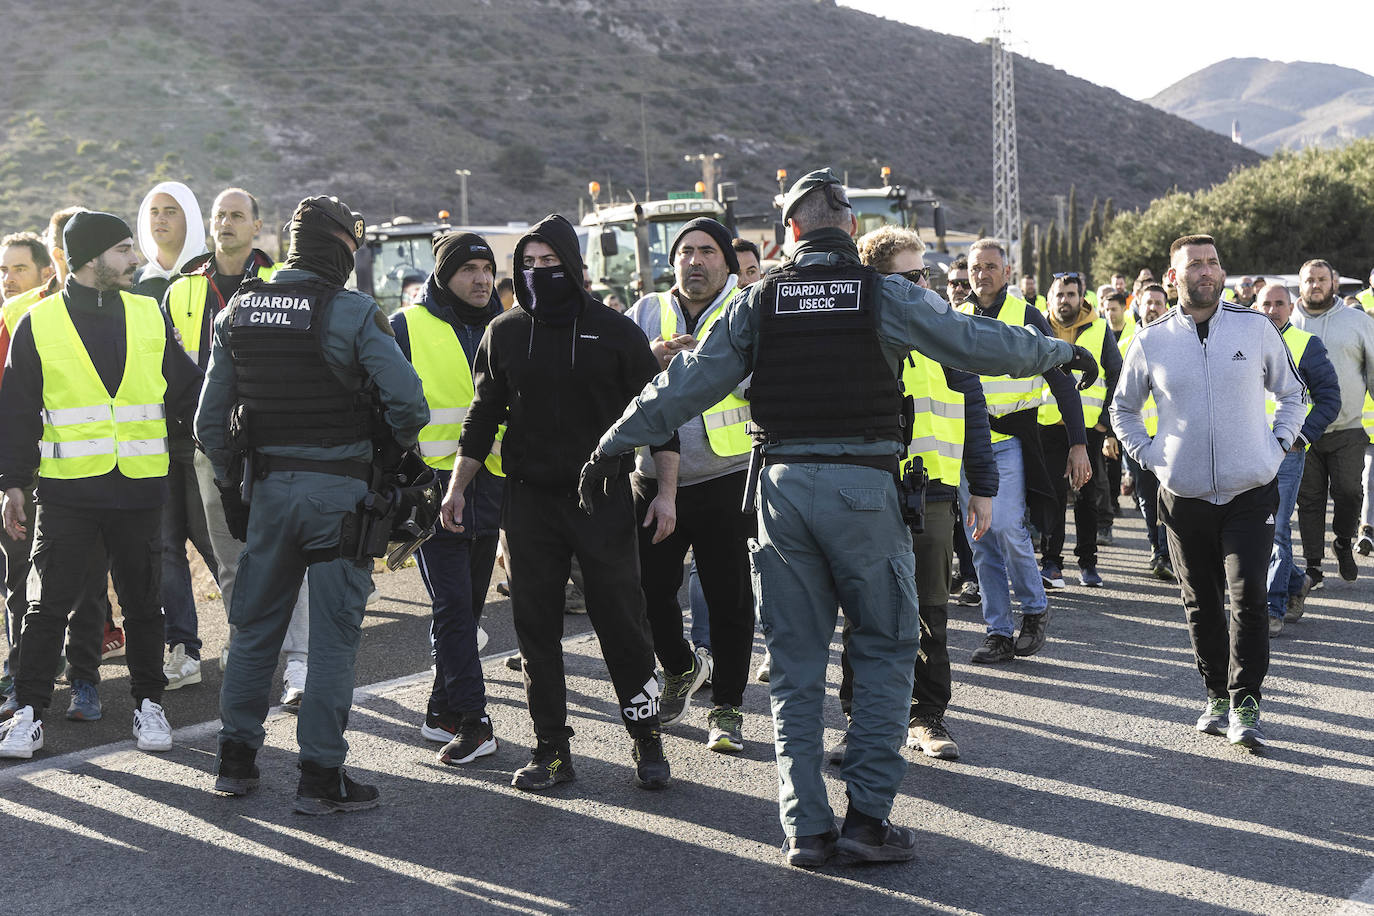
196, 197, 428, 813
585, 169, 1098, 868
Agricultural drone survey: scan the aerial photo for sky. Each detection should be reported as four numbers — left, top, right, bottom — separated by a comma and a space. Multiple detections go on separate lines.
839, 0, 1374, 101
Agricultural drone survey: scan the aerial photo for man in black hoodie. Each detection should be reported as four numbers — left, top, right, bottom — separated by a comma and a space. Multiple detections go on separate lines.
391, 231, 505, 766
439, 214, 678, 793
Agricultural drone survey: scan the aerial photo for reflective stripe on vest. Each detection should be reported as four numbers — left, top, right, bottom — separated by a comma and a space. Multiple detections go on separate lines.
1265, 324, 1314, 423
958, 297, 1041, 443
657, 289, 752, 456
166, 265, 276, 365
1140, 395, 1159, 437
1039, 318, 1108, 428
30, 292, 169, 480
401, 305, 504, 475
2, 285, 49, 337
900, 354, 965, 487
1363, 393, 1374, 437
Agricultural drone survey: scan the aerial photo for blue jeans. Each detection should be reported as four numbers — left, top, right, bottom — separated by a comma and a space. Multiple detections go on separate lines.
958, 438, 1047, 637
1267, 448, 1307, 618
686, 556, 711, 650
750, 462, 918, 837
161, 451, 217, 659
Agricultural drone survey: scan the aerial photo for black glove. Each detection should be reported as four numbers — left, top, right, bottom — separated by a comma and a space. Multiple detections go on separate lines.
1064, 344, 1100, 391
216, 480, 250, 542
577, 449, 621, 515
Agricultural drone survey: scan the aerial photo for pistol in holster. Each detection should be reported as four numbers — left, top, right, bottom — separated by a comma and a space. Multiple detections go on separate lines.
898, 456, 928, 533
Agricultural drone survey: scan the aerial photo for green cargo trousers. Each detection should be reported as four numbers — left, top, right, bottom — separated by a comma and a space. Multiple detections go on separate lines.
749, 461, 920, 838
219, 470, 371, 767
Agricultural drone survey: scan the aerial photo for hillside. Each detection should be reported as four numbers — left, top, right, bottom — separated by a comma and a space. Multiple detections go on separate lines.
0, 0, 1260, 240
1148, 58, 1374, 154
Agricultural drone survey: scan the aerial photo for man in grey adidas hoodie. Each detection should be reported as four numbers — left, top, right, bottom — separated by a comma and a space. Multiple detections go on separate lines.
1110, 235, 1304, 751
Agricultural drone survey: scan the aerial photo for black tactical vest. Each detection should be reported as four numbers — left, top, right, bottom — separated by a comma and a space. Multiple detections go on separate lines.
226, 277, 375, 448
749, 261, 904, 443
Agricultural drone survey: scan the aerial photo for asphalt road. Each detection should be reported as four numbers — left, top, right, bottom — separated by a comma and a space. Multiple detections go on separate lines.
2, 509, 1372, 915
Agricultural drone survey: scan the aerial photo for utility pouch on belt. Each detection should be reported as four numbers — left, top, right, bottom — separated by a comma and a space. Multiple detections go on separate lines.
899, 456, 928, 533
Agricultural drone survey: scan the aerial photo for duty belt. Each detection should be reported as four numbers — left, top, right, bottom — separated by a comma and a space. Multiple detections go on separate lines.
761, 454, 900, 476
259, 455, 372, 482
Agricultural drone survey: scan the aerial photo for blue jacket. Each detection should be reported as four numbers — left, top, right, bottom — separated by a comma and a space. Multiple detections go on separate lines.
390, 279, 504, 539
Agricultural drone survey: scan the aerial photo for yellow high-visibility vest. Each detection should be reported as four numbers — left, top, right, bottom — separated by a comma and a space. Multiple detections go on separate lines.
1039, 318, 1108, 428
657, 289, 752, 456
165, 264, 277, 364
399, 305, 504, 475
900, 353, 964, 487
1265, 324, 1314, 423
958, 296, 1042, 443
30, 292, 169, 480
2, 284, 50, 337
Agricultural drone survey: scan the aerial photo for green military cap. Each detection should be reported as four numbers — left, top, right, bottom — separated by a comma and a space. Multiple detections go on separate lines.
780, 167, 851, 223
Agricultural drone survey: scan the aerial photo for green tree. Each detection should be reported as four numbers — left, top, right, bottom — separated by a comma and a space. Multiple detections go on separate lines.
1093, 139, 1374, 280
1019, 219, 1033, 278
1066, 184, 1080, 274
1035, 223, 1050, 293
1046, 221, 1061, 276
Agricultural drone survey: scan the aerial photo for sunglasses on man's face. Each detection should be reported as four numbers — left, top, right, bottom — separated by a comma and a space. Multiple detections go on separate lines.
946, 278, 971, 289
898, 267, 929, 284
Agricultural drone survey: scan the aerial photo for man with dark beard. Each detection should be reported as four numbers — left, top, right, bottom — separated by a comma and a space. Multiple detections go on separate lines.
1290, 258, 1374, 587
391, 231, 505, 765
1111, 235, 1303, 751
439, 214, 677, 793
0, 211, 203, 758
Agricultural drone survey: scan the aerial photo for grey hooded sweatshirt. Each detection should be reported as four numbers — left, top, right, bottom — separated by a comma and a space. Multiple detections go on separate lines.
1290, 296, 1374, 433
1110, 302, 1305, 505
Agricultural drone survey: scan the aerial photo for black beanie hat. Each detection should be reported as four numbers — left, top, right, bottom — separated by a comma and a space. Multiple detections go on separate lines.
433, 232, 496, 287
63, 211, 133, 271
668, 217, 739, 275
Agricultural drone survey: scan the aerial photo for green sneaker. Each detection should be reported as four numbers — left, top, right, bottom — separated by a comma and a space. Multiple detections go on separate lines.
1227, 696, 1267, 749
1195, 696, 1230, 736
658, 646, 709, 727
706, 705, 744, 753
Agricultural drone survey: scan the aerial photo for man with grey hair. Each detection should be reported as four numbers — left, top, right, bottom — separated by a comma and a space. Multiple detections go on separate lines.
1291, 258, 1374, 587
584, 168, 1095, 868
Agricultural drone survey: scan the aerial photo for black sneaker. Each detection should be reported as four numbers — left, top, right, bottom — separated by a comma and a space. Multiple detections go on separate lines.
836, 811, 917, 864
420, 702, 458, 744
293, 761, 380, 814
1333, 538, 1358, 582
632, 730, 671, 790
438, 715, 498, 766
785, 827, 838, 869
1014, 609, 1050, 657
970, 633, 1015, 664
1306, 568, 1324, 590
1358, 526, 1374, 557
511, 742, 574, 792
955, 580, 981, 607
1096, 527, 1114, 547
214, 739, 259, 796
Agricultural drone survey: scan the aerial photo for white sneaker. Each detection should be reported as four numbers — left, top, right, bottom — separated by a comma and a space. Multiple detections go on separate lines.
132, 699, 173, 752
367, 587, 381, 608
476, 626, 489, 652
163, 644, 201, 690
0, 706, 43, 759
280, 657, 306, 709
220, 645, 229, 669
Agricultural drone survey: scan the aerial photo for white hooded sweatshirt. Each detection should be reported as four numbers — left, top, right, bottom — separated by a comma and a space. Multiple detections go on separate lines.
134, 181, 207, 281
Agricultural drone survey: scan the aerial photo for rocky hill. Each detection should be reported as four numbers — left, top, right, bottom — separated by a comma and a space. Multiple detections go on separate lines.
0, 0, 1260, 239
1148, 58, 1374, 154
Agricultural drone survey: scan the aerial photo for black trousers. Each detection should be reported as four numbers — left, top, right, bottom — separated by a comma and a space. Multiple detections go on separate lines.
1159, 480, 1277, 704
17, 504, 167, 713
1039, 425, 1106, 569
1297, 426, 1368, 569
632, 470, 755, 709
840, 500, 956, 721
502, 478, 659, 743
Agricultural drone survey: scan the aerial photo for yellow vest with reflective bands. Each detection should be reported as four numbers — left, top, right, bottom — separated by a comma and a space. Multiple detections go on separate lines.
2, 285, 49, 337
1362, 393, 1374, 438
30, 292, 169, 480
400, 305, 504, 475
958, 296, 1042, 443
1265, 324, 1314, 423
1039, 318, 1108, 428
657, 290, 752, 456
900, 353, 964, 486
1358, 288, 1374, 314
166, 264, 277, 364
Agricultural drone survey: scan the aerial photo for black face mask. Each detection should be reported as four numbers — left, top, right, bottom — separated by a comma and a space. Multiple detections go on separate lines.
522, 266, 582, 326
284, 230, 355, 287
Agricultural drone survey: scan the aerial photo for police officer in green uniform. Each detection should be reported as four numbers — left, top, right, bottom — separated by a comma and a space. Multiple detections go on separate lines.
584, 169, 1097, 868
196, 196, 428, 812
